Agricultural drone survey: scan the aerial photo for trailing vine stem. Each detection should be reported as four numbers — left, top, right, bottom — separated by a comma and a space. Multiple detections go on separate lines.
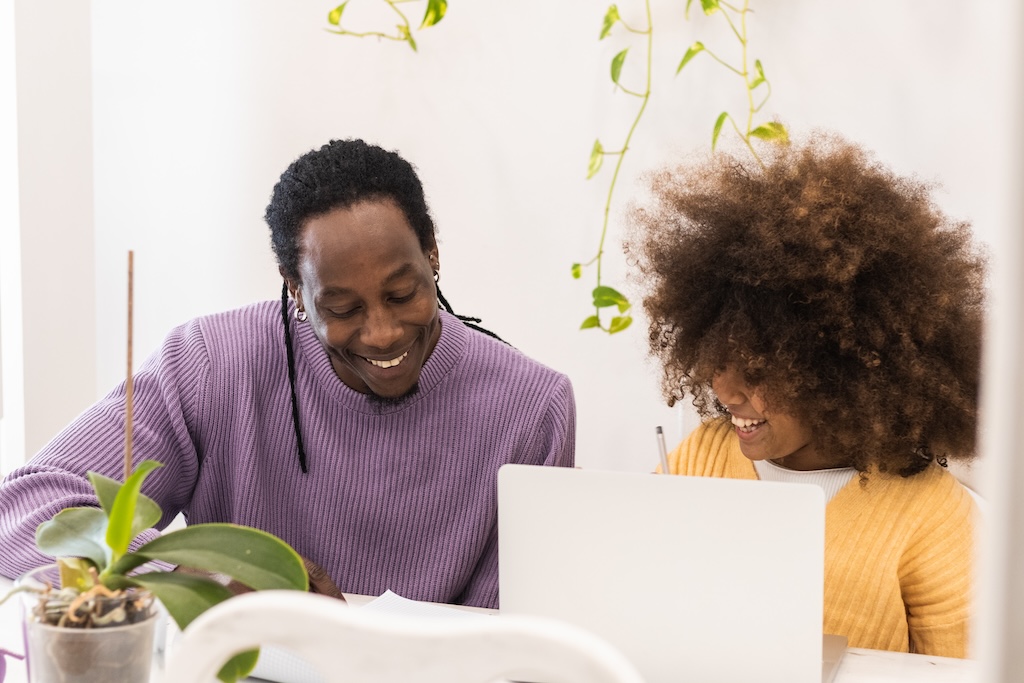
678, 0, 789, 168
325, 0, 447, 51
572, 1, 654, 335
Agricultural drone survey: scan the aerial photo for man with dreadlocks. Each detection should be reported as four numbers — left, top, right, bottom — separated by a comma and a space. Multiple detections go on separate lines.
0, 139, 575, 609
627, 133, 985, 657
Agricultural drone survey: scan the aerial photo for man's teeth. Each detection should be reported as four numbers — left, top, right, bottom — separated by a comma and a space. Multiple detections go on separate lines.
731, 416, 767, 432
366, 351, 409, 369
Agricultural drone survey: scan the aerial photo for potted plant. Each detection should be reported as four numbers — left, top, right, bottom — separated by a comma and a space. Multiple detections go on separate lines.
3, 460, 309, 683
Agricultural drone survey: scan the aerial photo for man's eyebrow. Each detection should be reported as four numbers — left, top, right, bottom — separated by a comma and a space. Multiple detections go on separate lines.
318, 263, 418, 297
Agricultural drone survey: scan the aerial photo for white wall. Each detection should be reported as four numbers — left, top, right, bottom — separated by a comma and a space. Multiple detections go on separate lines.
5, 1, 1014, 479
2, 0, 96, 466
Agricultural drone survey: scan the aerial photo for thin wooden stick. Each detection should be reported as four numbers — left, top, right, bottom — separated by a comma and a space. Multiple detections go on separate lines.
124, 250, 134, 482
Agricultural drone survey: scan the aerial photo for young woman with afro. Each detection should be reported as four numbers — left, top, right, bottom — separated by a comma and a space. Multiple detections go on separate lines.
627, 133, 986, 658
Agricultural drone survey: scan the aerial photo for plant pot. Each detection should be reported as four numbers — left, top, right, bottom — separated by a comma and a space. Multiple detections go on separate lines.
17, 565, 158, 683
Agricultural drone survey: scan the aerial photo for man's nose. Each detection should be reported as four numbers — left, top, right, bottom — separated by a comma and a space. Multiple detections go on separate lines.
361, 307, 403, 350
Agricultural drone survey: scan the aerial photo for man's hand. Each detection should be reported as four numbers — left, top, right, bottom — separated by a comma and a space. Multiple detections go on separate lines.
302, 557, 347, 602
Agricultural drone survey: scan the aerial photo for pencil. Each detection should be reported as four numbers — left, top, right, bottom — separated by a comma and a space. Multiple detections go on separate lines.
656, 425, 670, 475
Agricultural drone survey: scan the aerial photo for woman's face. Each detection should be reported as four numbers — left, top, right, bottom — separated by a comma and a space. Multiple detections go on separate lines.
711, 365, 828, 471
290, 198, 441, 401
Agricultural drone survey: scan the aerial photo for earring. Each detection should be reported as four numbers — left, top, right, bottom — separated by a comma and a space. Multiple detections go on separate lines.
295, 308, 308, 322
433, 270, 440, 283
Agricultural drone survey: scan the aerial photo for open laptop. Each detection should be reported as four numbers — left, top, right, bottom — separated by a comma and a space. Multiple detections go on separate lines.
498, 464, 846, 683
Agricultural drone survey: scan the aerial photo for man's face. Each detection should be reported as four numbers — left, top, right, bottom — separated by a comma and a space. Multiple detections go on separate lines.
292, 199, 441, 400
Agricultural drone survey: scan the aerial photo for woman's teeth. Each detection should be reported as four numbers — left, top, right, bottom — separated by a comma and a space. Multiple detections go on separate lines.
731, 416, 766, 433
365, 351, 409, 369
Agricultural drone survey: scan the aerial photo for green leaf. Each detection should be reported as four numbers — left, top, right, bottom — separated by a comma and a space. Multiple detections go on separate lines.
57, 557, 99, 592
107, 461, 164, 559
592, 285, 631, 313
327, 2, 346, 26
676, 42, 705, 75
700, 0, 721, 15
610, 49, 628, 85
571, 263, 582, 279
126, 524, 309, 591
749, 122, 790, 143
587, 139, 604, 179
749, 59, 766, 89
608, 315, 633, 334
115, 570, 263, 682
419, 0, 447, 29
580, 315, 601, 330
711, 111, 729, 151
600, 5, 620, 40
89, 471, 162, 542
217, 650, 260, 683
36, 507, 110, 570
123, 571, 234, 631
685, 0, 696, 19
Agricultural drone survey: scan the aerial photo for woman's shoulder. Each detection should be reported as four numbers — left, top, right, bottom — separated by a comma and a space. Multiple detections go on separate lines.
857, 462, 976, 523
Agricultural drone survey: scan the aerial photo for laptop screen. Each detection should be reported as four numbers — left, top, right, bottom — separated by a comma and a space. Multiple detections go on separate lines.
498, 464, 827, 683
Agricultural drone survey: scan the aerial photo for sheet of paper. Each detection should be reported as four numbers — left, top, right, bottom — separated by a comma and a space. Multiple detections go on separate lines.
358, 590, 489, 620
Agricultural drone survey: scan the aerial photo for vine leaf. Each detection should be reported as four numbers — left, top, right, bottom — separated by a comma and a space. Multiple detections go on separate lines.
610, 49, 628, 85
749, 121, 789, 143
750, 59, 766, 89
676, 42, 705, 75
420, 0, 448, 29
700, 0, 721, 15
327, 2, 347, 26
600, 5, 620, 40
609, 315, 633, 334
711, 111, 729, 150
571, 263, 583, 279
580, 315, 601, 330
587, 140, 605, 179
592, 285, 631, 313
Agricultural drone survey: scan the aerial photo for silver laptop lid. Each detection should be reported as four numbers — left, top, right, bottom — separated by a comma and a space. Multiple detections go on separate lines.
498, 464, 826, 683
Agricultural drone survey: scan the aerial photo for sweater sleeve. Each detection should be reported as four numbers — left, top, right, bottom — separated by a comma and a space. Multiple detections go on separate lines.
527, 374, 576, 469
899, 472, 976, 657
454, 372, 576, 608
0, 319, 211, 579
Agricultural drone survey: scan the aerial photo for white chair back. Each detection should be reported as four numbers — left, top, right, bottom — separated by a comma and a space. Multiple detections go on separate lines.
161, 590, 646, 683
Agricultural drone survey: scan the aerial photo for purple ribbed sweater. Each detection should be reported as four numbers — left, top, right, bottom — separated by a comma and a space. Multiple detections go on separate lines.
0, 303, 576, 608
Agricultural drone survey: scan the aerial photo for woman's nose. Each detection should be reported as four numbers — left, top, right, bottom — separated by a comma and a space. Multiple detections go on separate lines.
711, 366, 747, 406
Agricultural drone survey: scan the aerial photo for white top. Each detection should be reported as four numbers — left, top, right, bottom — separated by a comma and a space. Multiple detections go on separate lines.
753, 459, 857, 503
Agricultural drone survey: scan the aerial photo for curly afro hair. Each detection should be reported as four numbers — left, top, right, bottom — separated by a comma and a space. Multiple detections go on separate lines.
265, 138, 437, 282
626, 134, 987, 476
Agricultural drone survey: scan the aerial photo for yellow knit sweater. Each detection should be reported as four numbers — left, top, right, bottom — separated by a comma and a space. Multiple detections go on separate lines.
667, 418, 975, 657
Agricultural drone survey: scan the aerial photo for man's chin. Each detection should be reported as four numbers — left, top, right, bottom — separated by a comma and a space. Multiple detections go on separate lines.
365, 383, 420, 408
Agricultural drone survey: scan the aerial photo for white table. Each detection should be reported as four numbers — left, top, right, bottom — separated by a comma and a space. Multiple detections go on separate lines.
0, 577, 977, 683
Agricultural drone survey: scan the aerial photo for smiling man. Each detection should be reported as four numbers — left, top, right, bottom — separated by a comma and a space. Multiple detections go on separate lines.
0, 140, 576, 609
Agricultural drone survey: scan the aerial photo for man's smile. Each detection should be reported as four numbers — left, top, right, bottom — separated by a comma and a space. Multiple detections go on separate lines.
362, 350, 410, 369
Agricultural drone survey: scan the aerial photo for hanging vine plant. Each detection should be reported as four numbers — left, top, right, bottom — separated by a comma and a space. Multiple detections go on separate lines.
677, 0, 789, 164
570, 2, 652, 336
321, 0, 788, 335
325, 0, 448, 51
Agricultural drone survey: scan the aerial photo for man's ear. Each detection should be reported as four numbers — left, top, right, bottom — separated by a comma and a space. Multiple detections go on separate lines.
280, 268, 302, 307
